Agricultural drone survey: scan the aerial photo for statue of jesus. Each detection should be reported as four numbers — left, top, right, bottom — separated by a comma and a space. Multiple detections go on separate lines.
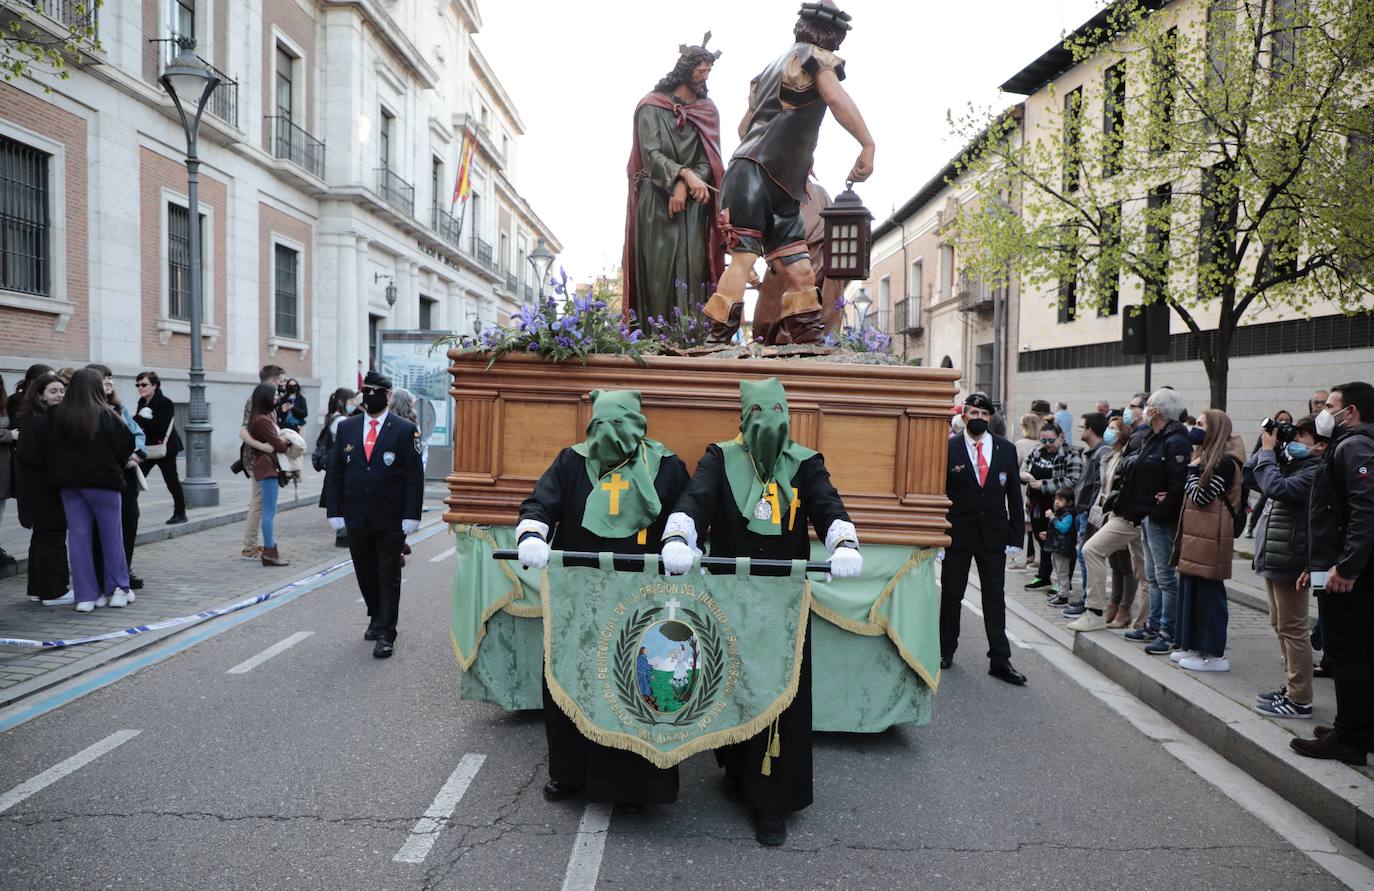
622, 35, 726, 329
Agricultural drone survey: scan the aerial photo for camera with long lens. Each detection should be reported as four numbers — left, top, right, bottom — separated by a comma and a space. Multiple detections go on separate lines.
1261, 417, 1297, 443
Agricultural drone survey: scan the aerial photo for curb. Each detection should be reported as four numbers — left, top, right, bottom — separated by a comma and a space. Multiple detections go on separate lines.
1003, 594, 1374, 858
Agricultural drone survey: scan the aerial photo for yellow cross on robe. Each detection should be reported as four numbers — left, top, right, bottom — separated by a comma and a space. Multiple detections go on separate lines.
765, 482, 781, 526
789, 487, 800, 531
602, 473, 630, 515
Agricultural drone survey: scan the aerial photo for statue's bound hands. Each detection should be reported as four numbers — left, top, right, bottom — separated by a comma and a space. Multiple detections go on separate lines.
849, 145, 875, 183
681, 169, 710, 204
668, 181, 688, 218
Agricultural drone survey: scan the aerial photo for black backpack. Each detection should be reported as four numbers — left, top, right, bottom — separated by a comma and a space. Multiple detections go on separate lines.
311, 423, 333, 473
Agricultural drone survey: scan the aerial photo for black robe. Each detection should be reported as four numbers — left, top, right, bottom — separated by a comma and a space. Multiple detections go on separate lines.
520, 447, 691, 804
671, 444, 850, 817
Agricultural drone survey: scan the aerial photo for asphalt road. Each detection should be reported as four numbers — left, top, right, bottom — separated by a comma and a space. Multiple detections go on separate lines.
0, 530, 1357, 890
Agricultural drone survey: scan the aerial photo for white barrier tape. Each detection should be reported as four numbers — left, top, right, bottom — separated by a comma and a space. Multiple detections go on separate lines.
0, 558, 355, 650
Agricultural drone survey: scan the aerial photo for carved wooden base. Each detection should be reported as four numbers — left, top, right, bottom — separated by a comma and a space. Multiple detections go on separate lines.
445, 352, 960, 547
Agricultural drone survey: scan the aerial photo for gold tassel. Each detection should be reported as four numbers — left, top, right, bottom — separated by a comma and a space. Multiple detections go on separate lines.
761, 752, 772, 776
761, 718, 781, 774
770, 722, 781, 758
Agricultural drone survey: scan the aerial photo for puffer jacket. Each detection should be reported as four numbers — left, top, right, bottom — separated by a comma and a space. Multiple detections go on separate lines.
1248, 448, 1320, 580
1173, 435, 1246, 581
1122, 419, 1191, 524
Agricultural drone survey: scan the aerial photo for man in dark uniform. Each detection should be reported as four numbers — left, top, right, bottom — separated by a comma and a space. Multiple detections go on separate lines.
326, 371, 424, 659
940, 392, 1028, 685
515, 390, 691, 810
661, 377, 861, 846
701, 0, 875, 345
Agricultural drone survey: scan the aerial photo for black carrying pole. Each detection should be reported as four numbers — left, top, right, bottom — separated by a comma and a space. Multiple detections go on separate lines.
492, 549, 832, 573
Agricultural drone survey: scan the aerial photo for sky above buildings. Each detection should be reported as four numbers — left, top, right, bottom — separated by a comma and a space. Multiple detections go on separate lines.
475, 0, 1107, 283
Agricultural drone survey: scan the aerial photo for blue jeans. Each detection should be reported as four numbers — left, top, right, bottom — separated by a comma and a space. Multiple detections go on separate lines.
1141, 517, 1179, 637
1076, 513, 1090, 593
1176, 574, 1228, 656
257, 479, 280, 549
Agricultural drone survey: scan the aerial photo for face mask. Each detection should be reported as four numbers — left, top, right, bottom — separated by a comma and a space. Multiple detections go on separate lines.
740, 379, 791, 478
1315, 406, 1349, 438
1121, 408, 1136, 427
966, 417, 989, 437
1285, 442, 1312, 461
1103, 428, 1119, 446
1188, 426, 1207, 446
362, 389, 388, 414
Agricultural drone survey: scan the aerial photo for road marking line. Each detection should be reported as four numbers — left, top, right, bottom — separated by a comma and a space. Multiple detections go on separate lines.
393, 753, 486, 864
961, 599, 1031, 649
0, 730, 141, 814
430, 546, 456, 563
227, 632, 313, 674
560, 802, 612, 891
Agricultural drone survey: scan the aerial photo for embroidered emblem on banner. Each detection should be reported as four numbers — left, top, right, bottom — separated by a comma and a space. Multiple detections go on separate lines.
617, 596, 724, 725
382, 451, 396, 466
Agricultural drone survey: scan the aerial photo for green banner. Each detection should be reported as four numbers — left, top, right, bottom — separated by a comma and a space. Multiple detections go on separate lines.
542, 553, 811, 768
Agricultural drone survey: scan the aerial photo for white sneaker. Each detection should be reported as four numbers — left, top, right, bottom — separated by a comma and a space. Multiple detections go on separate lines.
1066, 613, 1108, 632
75, 601, 96, 613
126, 588, 136, 604
28, 595, 40, 602
1180, 655, 1230, 672
94, 595, 108, 608
42, 591, 76, 606
1169, 649, 1200, 664
109, 590, 129, 608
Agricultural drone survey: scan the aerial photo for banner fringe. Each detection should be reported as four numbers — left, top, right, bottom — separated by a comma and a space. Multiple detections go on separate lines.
449, 524, 542, 670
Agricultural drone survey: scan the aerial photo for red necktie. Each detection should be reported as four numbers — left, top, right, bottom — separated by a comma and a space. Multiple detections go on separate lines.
364, 419, 379, 461
977, 440, 989, 487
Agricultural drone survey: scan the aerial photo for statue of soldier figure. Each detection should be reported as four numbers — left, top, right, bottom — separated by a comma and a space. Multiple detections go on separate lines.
704, 1, 874, 345
622, 36, 727, 328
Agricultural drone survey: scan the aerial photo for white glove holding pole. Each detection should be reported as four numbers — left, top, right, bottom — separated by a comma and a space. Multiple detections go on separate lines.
401, 519, 420, 536
518, 535, 550, 569
829, 546, 863, 580
328, 517, 346, 531
661, 540, 695, 575
1005, 546, 1022, 556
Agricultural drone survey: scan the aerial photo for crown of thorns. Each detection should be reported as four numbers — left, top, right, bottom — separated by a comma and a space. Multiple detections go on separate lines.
679, 31, 722, 61
798, 1, 852, 30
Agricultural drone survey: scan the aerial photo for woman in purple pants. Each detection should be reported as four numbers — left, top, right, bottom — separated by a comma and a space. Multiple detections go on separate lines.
33, 369, 136, 612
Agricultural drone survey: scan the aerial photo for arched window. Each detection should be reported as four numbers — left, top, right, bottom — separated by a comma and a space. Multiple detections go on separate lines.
940, 355, 954, 368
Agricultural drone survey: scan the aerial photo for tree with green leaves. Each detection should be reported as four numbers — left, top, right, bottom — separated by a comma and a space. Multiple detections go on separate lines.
951, 0, 1374, 410
2, 0, 101, 83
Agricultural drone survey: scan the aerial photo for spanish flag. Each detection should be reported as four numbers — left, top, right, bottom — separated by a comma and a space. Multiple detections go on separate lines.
452, 128, 475, 211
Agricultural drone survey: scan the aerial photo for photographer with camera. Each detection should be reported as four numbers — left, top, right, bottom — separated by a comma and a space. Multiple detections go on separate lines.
1246, 415, 1327, 718
1244, 409, 1292, 537
1292, 382, 1374, 764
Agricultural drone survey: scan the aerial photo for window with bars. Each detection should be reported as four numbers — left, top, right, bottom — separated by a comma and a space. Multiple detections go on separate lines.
274, 244, 299, 340
974, 343, 994, 396
0, 136, 50, 296
167, 203, 204, 321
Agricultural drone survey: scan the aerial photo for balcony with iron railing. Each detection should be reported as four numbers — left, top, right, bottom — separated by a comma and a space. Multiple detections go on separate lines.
151, 37, 238, 129
524, 283, 535, 302
431, 205, 462, 249
265, 116, 324, 179
473, 236, 493, 268
505, 271, 518, 293
21, 0, 97, 30
894, 298, 924, 335
957, 273, 998, 314
376, 166, 415, 216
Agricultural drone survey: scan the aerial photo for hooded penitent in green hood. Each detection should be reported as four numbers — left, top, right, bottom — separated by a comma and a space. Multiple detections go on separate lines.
719, 378, 816, 536
571, 390, 674, 538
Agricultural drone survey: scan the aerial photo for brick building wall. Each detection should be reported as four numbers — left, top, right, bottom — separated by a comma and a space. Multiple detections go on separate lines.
258, 203, 313, 379
0, 82, 90, 363
138, 146, 228, 373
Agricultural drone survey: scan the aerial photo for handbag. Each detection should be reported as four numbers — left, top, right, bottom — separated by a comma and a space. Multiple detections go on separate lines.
144, 416, 176, 461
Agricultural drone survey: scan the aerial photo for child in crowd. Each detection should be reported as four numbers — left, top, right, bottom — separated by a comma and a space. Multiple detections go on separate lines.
1041, 490, 1078, 607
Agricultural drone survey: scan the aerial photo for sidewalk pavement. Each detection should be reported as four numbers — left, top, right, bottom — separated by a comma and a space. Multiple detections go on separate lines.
0, 462, 330, 570
997, 553, 1374, 858
0, 482, 451, 708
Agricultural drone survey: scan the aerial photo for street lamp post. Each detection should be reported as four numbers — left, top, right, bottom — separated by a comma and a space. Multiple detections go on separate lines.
160, 38, 221, 508
851, 286, 873, 331
527, 239, 556, 300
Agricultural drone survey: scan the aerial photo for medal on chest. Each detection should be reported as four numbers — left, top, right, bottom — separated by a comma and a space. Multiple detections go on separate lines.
754, 497, 774, 521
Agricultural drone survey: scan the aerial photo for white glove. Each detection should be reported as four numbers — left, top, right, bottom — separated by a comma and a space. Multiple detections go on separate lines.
661, 540, 695, 575
1005, 546, 1023, 556
137, 406, 154, 420
517, 535, 550, 569
936, 548, 946, 562
328, 517, 346, 531
401, 519, 420, 536
829, 546, 863, 580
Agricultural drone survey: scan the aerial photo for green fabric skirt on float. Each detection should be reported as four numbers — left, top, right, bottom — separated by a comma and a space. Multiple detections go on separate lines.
449, 525, 939, 731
